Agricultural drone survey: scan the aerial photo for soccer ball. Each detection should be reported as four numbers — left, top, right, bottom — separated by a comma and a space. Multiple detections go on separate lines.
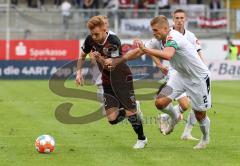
35, 135, 55, 153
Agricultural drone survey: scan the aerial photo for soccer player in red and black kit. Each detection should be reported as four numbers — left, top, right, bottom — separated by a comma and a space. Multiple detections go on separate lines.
75, 16, 147, 149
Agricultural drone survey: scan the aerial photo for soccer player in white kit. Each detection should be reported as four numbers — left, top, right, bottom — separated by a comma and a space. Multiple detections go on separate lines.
134, 16, 211, 149
161, 9, 205, 141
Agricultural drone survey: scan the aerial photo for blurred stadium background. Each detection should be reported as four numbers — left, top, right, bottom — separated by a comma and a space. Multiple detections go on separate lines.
0, 0, 240, 77
0, 0, 240, 166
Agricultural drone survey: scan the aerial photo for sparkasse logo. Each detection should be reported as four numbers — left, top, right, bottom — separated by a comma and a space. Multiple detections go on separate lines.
15, 42, 27, 56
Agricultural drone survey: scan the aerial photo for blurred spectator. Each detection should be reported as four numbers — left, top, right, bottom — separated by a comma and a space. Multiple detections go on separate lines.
37, 0, 45, 9
133, 0, 148, 18
103, 0, 118, 10
226, 41, 239, 61
83, 0, 98, 9
27, 0, 44, 8
24, 29, 32, 39
54, 0, 62, 7
72, 0, 83, 8
83, 0, 99, 20
61, 0, 72, 31
27, 0, 33, 7
11, 0, 18, 6
197, 0, 203, 4
136, 0, 148, 8
158, 0, 170, 10
119, 0, 133, 9
209, 0, 221, 19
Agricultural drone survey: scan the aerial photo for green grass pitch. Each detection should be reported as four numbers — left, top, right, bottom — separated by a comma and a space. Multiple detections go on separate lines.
0, 80, 239, 166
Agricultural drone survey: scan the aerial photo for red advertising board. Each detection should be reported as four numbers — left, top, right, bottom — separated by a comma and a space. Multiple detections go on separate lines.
0, 40, 80, 60
0, 40, 6, 60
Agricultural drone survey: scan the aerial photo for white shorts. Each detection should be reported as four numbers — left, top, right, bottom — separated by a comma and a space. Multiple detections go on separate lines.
175, 92, 187, 101
90, 63, 102, 86
161, 72, 211, 111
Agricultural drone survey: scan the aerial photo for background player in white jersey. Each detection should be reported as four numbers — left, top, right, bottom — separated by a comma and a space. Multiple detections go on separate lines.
165, 9, 205, 141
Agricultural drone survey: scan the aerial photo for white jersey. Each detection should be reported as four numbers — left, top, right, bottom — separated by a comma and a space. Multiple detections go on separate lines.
180, 28, 201, 51
145, 29, 206, 79
166, 28, 202, 76
166, 29, 209, 80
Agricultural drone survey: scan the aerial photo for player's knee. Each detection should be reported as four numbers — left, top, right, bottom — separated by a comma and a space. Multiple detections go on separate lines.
178, 97, 190, 111
180, 103, 189, 111
194, 111, 206, 121
155, 99, 168, 110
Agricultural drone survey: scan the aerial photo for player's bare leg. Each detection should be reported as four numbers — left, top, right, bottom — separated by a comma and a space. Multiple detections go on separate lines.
106, 107, 126, 124
193, 111, 210, 149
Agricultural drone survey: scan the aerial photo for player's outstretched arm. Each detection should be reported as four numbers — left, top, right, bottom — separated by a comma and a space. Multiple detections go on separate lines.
151, 56, 169, 75
141, 46, 175, 61
105, 48, 144, 68
134, 38, 175, 60
75, 51, 87, 86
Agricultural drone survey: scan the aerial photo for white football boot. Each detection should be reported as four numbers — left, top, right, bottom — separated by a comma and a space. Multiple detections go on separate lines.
158, 113, 170, 135
164, 112, 183, 135
193, 137, 209, 150
133, 137, 148, 149
181, 125, 199, 141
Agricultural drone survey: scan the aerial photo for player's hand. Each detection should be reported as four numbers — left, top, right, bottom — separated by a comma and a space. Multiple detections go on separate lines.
75, 72, 84, 86
105, 58, 115, 70
89, 52, 97, 65
91, 51, 101, 59
158, 64, 169, 75
133, 39, 144, 50
93, 51, 104, 63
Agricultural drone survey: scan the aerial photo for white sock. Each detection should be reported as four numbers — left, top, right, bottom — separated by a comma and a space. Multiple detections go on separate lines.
183, 110, 197, 135
97, 85, 104, 103
97, 85, 105, 115
188, 110, 197, 126
161, 103, 181, 120
136, 100, 141, 112
199, 116, 210, 141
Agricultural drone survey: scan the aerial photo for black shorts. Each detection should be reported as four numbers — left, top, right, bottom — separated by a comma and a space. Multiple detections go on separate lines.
103, 85, 136, 110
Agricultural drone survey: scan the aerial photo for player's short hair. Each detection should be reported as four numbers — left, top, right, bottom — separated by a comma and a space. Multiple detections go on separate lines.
87, 16, 105, 30
173, 9, 187, 16
100, 15, 108, 20
150, 15, 169, 27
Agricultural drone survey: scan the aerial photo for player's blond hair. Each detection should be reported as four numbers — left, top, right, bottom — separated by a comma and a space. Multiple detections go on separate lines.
150, 15, 169, 27
99, 15, 108, 20
87, 16, 105, 30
